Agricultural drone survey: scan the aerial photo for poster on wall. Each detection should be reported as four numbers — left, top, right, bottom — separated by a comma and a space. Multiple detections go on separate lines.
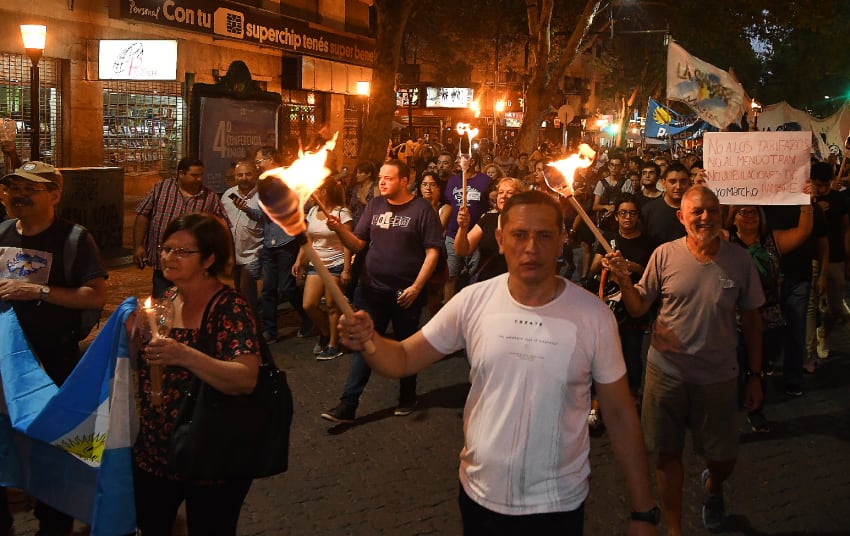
99, 40, 178, 80
198, 98, 280, 193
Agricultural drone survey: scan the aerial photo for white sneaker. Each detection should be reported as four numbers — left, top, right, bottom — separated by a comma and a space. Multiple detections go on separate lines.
817, 327, 829, 359
587, 409, 601, 429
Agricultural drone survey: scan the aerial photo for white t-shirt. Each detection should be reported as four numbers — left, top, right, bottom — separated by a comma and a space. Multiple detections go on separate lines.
421, 274, 626, 515
306, 204, 352, 268
222, 186, 262, 265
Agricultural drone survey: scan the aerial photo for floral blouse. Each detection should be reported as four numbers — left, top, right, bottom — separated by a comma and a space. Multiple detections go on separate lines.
133, 286, 260, 479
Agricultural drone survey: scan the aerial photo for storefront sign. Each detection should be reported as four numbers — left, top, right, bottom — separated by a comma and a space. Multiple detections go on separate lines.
198, 97, 280, 193
99, 40, 178, 80
117, 0, 376, 68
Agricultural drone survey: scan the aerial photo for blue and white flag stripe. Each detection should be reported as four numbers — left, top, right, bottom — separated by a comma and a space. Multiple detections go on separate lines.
0, 297, 138, 536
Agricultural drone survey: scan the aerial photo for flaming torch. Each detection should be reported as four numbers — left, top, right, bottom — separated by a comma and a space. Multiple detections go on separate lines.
455, 123, 480, 207
256, 134, 375, 353
546, 144, 614, 254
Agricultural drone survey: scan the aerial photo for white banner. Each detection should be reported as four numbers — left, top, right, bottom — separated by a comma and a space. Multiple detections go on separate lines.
667, 41, 745, 129
703, 131, 810, 205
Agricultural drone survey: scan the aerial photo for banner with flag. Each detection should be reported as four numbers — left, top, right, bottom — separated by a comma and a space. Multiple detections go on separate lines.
667, 41, 746, 129
0, 297, 138, 536
644, 98, 716, 140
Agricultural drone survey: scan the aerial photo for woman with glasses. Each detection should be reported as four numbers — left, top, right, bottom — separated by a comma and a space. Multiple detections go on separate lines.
293, 176, 352, 360
591, 194, 655, 418
132, 212, 260, 535
726, 202, 813, 431
418, 171, 451, 317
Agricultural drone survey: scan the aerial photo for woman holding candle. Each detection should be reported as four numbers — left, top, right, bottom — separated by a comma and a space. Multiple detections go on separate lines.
294, 176, 353, 360
132, 212, 260, 535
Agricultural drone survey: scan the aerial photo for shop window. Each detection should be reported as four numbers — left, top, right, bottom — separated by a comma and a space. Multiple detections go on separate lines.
0, 52, 63, 166
103, 81, 184, 174
284, 103, 318, 146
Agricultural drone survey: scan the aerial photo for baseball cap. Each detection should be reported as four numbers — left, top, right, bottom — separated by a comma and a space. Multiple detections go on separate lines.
1, 161, 63, 189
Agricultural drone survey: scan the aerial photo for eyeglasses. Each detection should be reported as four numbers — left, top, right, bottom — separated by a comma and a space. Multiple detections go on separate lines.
420, 182, 438, 189
609, 162, 624, 167
617, 210, 639, 218
157, 245, 202, 257
736, 208, 760, 218
254, 156, 270, 166
4, 184, 50, 196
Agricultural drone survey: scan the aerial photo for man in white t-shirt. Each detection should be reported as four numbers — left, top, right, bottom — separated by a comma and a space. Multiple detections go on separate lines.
339, 190, 658, 534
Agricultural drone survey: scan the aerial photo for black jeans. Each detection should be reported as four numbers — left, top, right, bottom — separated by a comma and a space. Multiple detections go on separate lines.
133, 466, 252, 536
458, 484, 584, 535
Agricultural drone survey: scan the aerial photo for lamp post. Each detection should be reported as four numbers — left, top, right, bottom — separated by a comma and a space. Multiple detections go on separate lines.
356, 81, 370, 154
21, 24, 46, 162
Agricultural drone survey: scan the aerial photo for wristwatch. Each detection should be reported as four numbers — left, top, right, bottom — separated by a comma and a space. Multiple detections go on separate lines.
630, 505, 661, 525
39, 285, 51, 299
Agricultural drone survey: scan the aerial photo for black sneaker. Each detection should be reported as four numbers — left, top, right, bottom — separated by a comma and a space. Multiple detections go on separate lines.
747, 411, 770, 433
321, 404, 355, 423
394, 398, 418, 416
701, 469, 725, 531
316, 346, 343, 361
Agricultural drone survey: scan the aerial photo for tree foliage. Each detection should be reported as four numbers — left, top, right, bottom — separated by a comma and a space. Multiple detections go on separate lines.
359, 0, 850, 162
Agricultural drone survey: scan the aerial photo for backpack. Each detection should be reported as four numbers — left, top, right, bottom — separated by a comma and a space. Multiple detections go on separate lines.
0, 219, 104, 340
596, 179, 626, 232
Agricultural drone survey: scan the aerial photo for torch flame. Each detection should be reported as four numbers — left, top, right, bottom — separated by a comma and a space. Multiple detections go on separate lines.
257, 133, 338, 236
455, 123, 479, 157
143, 296, 152, 309
547, 143, 597, 192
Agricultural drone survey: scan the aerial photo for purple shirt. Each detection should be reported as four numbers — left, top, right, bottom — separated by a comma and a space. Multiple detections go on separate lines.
443, 172, 492, 238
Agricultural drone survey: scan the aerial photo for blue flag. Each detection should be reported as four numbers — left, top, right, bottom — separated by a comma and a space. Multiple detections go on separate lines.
0, 297, 138, 536
644, 98, 716, 140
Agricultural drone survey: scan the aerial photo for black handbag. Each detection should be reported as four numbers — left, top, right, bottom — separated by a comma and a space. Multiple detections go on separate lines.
167, 288, 293, 479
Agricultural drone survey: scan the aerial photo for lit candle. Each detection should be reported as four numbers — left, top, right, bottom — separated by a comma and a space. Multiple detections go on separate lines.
142, 296, 164, 407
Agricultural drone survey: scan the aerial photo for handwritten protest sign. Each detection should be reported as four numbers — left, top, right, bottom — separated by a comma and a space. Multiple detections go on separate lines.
703, 131, 810, 205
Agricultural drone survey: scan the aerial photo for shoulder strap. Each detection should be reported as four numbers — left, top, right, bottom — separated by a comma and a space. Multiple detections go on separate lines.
198, 286, 231, 349
0, 218, 16, 235
63, 224, 85, 285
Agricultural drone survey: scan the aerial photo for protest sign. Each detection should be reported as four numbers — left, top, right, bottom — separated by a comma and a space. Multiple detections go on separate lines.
703, 131, 810, 205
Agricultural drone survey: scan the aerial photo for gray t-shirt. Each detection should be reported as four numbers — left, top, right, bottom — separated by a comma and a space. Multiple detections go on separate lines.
636, 238, 764, 383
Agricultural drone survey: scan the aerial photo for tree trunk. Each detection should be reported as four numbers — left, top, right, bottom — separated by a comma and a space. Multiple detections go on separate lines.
358, 0, 417, 167
516, 0, 603, 154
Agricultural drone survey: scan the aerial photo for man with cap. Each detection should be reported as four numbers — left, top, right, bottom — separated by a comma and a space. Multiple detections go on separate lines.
0, 161, 108, 535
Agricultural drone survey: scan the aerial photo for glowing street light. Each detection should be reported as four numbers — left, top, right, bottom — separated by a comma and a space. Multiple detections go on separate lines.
20, 24, 46, 161
355, 81, 370, 154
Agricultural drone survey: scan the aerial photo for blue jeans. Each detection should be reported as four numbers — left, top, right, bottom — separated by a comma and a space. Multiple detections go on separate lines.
340, 285, 423, 408
781, 278, 810, 387
260, 244, 306, 337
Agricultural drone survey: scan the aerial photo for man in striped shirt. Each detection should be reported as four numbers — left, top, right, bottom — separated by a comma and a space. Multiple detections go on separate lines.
133, 157, 229, 297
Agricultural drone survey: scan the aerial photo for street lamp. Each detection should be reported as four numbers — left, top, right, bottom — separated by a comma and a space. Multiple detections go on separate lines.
21, 24, 46, 161
356, 81, 370, 153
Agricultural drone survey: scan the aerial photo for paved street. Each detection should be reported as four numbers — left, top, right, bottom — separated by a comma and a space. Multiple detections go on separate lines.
8, 262, 850, 534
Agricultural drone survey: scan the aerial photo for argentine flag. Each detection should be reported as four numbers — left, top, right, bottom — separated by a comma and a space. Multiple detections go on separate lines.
0, 297, 138, 535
